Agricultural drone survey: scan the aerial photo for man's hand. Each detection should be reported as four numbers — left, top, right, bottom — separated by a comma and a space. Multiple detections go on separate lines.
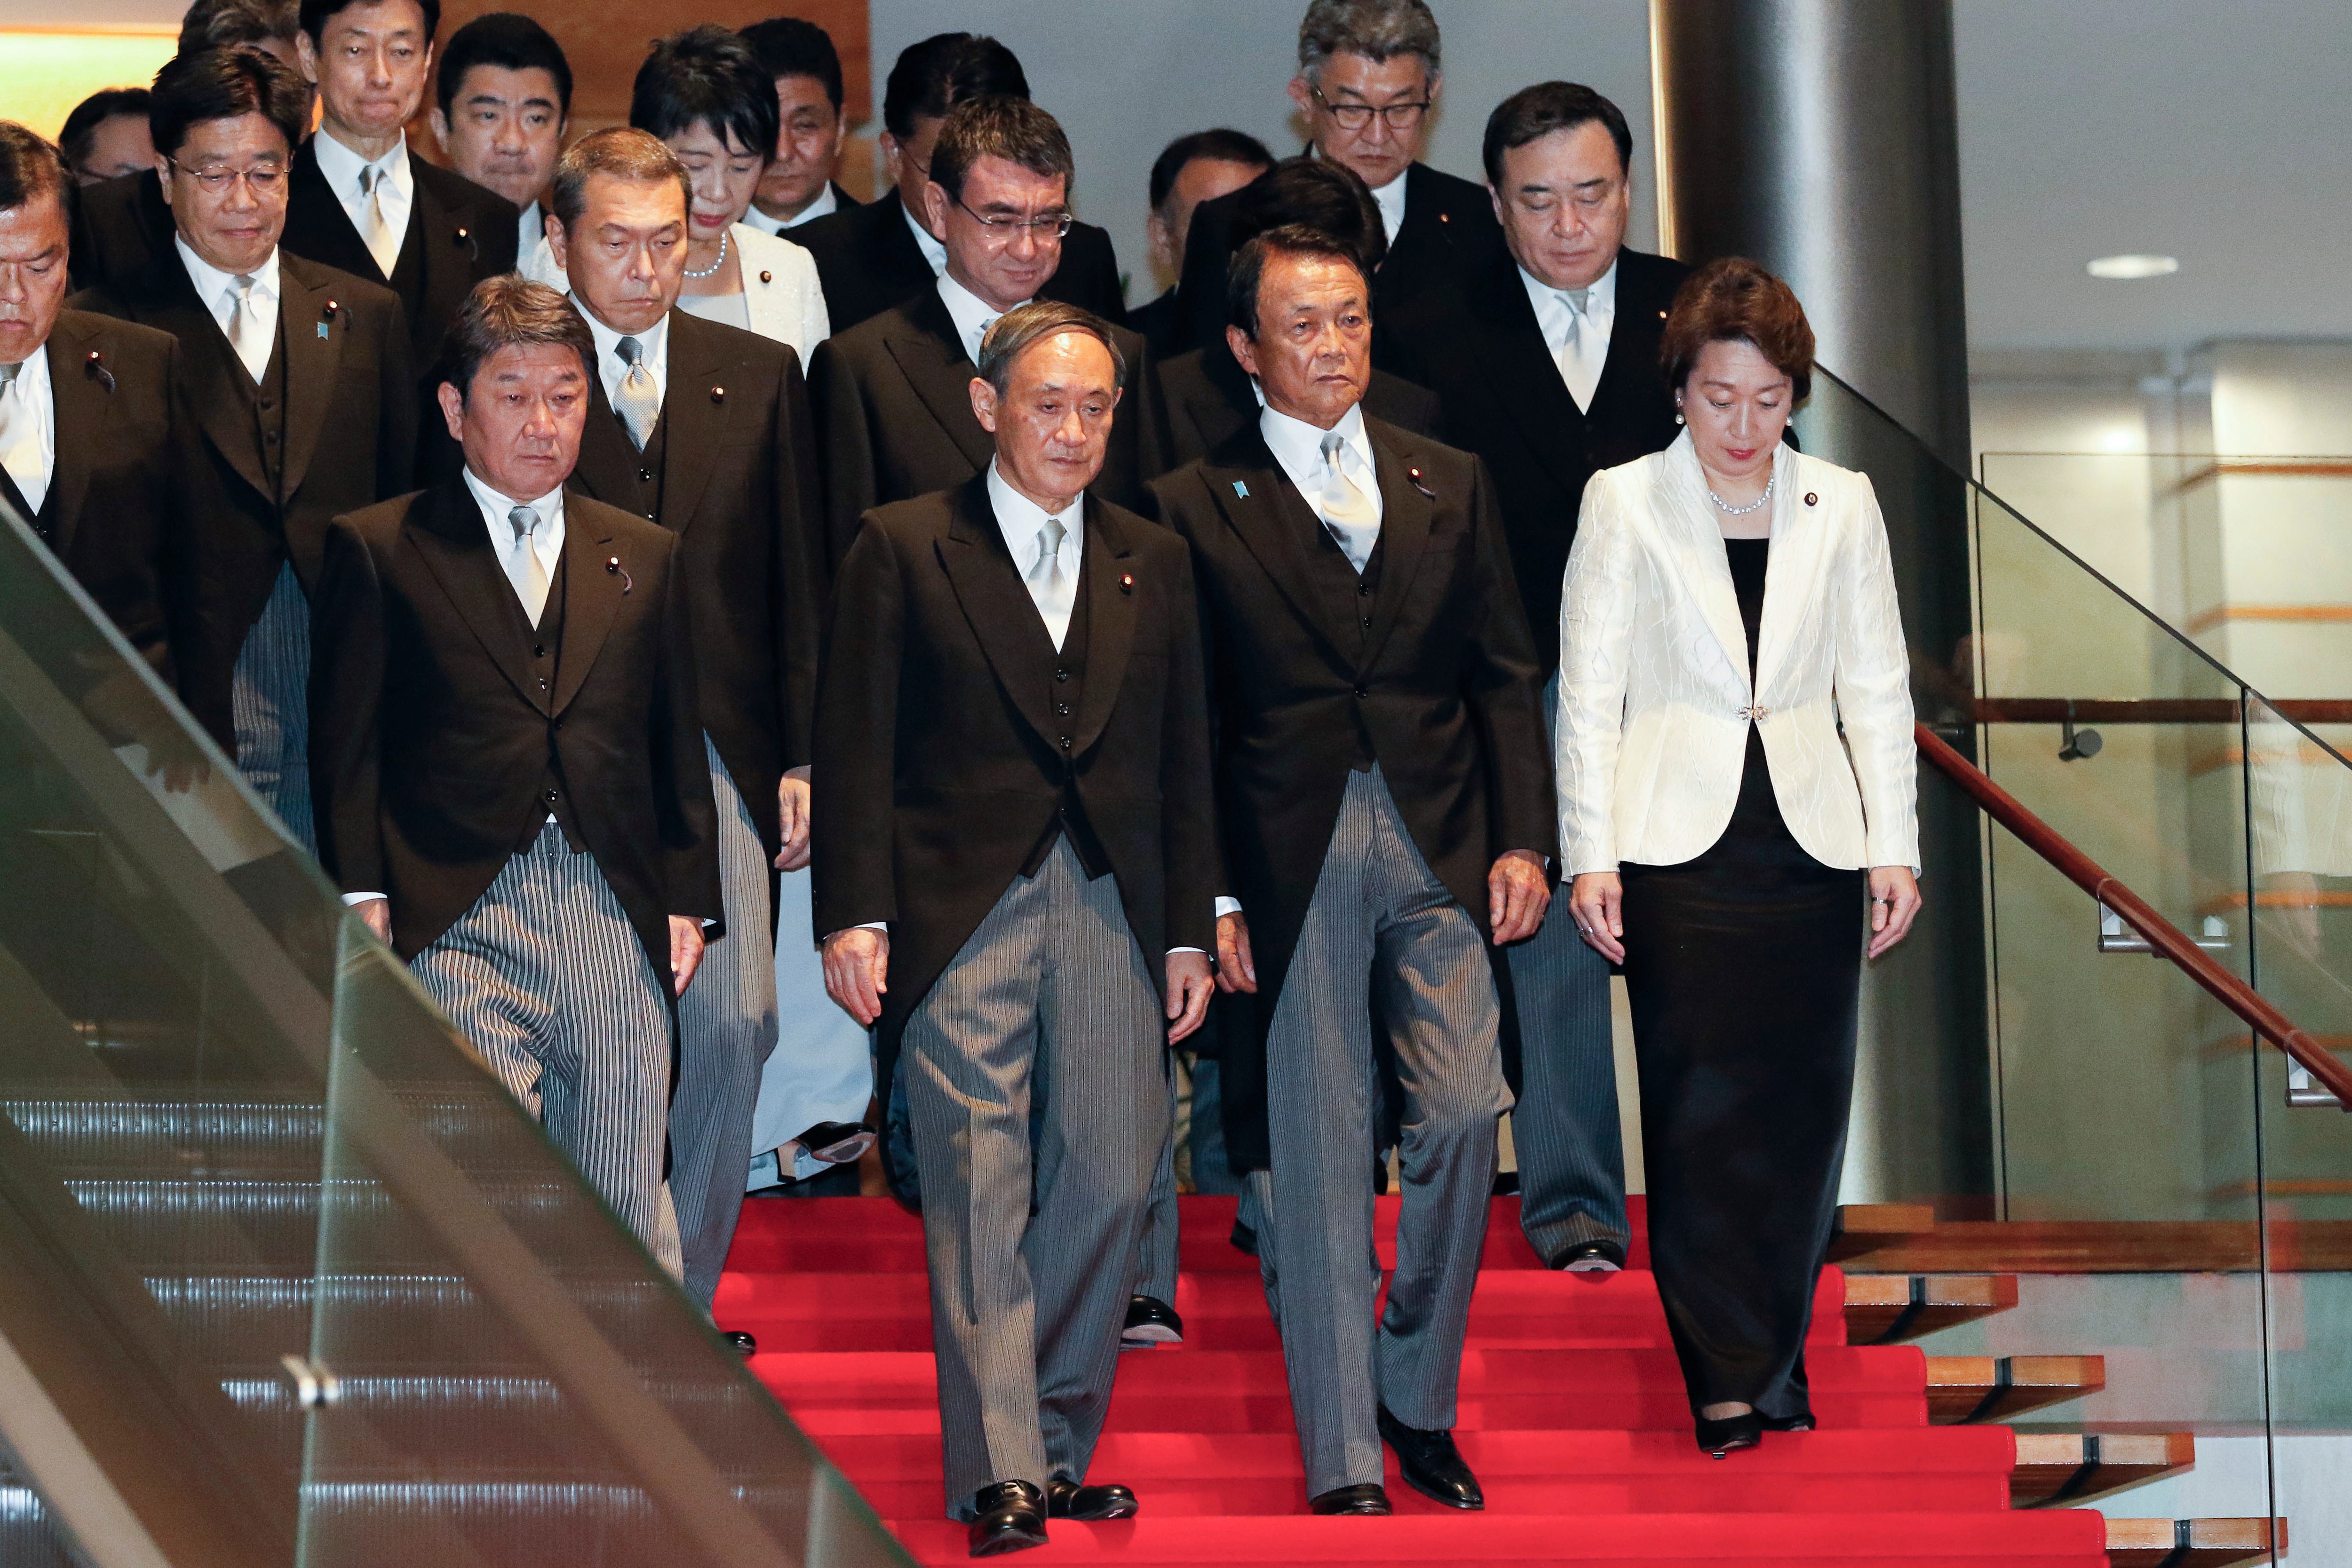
1215, 911, 1257, 994
1165, 950, 1215, 1043
775, 767, 811, 871
669, 916, 707, 996
823, 926, 890, 1025
1488, 849, 1551, 944
1866, 866, 1923, 960
1565, 871, 1625, 964
353, 895, 391, 944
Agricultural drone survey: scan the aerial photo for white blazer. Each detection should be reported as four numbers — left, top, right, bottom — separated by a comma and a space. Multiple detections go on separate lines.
516, 221, 831, 362
1557, 431, 1919, 876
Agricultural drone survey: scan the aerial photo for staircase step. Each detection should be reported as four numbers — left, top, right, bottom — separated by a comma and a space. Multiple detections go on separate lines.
2103, 1517, 2282, 1568
1826, 1204, 1939, 1263
2010, 1433, 2194, 1507
882, 1509, 2109, 1565
1924, 1357, 2105, 1423
1843, 1276, 2018, 1344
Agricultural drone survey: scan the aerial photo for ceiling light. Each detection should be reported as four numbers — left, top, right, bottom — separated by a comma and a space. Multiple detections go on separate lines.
2087, 254, 2179, 280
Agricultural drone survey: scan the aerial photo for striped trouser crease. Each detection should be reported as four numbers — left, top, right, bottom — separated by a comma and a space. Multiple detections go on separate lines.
412, 819, 683, 1277
230, 560, 315, 853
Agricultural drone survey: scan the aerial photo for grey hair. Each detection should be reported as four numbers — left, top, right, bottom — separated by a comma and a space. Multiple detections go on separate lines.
1297, 0, 1441, 80
977, 300, 1128, 396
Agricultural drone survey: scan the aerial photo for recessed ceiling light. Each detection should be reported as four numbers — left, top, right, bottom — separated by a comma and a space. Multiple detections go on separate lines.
2087, 254, 2179, 280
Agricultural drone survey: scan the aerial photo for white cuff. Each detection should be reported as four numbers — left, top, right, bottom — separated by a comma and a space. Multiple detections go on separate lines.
342, 891, 386, 906
1169, 945, 1207, 955
1214, 896, 1242, 919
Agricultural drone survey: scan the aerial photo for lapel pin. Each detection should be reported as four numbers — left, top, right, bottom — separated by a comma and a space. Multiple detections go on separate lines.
711, 385, 725, 404
1406, 465, 1437, 499
606, 555, 633, 594
84, 350, 115, 392
759, 269, 772, 285
1804, 491, 1818, 507
1438, 211, 1450, 223
1119, 572, 1135, 594
317, 322, 330, 339
1232, 480, 1249, 499
1659, 309, 1668, 320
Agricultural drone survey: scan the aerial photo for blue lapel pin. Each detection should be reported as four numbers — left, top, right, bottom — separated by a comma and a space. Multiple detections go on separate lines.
316, 322, 330, 339
1232, 480, 1249, 499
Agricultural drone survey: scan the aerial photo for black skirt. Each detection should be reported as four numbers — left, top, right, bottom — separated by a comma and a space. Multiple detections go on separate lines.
1619, 537, 1865, 1420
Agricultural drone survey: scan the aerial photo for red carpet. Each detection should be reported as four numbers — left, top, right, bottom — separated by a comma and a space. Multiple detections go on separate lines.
724, 1194, 2108, 1565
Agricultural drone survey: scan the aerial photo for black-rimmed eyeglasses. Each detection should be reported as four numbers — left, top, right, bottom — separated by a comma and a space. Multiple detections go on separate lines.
166, 157, 286, 195
1311, 85, 1430, 131
953, 192, 1074, 239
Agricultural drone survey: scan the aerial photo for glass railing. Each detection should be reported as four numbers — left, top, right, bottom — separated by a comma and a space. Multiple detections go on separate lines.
0, 500, 911, 1567
1801, 371, 2350, 1560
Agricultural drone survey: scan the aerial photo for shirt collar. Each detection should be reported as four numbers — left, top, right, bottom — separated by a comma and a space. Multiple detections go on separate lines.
901, 192, 948, 275
786, 182, 840, 228
174, 235, 282, 309
1259, 397, 1372, 488
1518, 254, 1618, 321
574, 298, 670, 380
740, 202, 785, 237
461, 464, 564, 537
1368, 167, 1408, 242
938, 269, 1025, 364
985, 457, 1082, 557
312, 126, 411, 196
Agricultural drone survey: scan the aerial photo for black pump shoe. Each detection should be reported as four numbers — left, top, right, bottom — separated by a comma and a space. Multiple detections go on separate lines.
1045, 1477, 1139, 1520
1308, 1483, 1391, 1515
966, 1481, 1048, 1556
1761, 1412, 1816, 1433
1375, 1404, 1484, 1509
1694, 1410, 1764, 1458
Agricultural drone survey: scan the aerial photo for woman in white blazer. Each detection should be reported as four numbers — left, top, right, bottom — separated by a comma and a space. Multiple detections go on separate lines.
1557, 259, 1921, 1459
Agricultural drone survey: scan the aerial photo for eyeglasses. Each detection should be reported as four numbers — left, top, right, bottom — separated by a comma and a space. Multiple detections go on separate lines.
953, 192, 1073, 239
1311, 85, 1431, 131
167, 158, 286, 196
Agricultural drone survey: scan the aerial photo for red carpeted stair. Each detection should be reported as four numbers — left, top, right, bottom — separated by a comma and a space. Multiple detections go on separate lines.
723, 1194, 2109, 1565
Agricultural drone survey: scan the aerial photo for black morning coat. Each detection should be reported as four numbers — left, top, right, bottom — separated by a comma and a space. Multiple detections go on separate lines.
811, 476, 1220, 1119
793, 188, 1129, 337
1146, 416, 1557, 1170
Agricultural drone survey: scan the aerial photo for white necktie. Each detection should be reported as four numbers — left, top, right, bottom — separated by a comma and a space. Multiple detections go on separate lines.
1553, 285, 1605, 413
509, 505, 551, 625
973, 314, 999, 363
0, 362, 48, 515
613, 336, 661, 450
1027, 515, 1076, 649
224, 274, 271, 382
358, 163, 400, 278
1318, 430, 1380, 573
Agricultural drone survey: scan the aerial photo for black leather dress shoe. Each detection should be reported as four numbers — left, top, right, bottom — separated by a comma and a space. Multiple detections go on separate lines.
1308, 1483, 1391, 1516
1550, 1238, 1627, 1273
795, 1120, 876, 1164
1375, 1404, 1483, 1509
721, 1330, 757, 1357
1230, 1218, 1259, 1256
1761, 1411, 1815, 1432
966, 1481, 1047, 1556
1045, 1477, 1139, 1520
1120, 1294, 1184, 1348
1694, 1410, 1764, 1457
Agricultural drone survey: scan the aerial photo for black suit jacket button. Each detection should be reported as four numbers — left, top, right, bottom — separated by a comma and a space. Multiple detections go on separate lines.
544, 788, 559, 803
1360, 615, 1372, 628
638, 468, 653, 483
1804, 491, 1819, 507
1054, 667, 1070, 682
533, 643, 548, 658
1059, 736, 1072, 750
1353, 684, 1369, 699
1055, 701, 1071, 715
537, 676, 549, 690
645, 511, 657, 520
1356, 582, 1370, 596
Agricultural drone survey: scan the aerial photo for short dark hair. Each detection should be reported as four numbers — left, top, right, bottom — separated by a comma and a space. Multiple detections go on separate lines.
739, 16, 844, 113
442, 274, 595, 402
177, 0, 299, 57
928, 95, 1070, 207
549, 126, 691, 234
1482, 80, 1633, 186
149, 46, 309, 161
1228, 223, 1369, 341
880, 32, 1026, 142
977, 299, 1127, 396
58, 90, 151, 172
631, 25, 779, 165
436, 12, 571, 120
1148, 128, 1273, 215
1298, 0, 1441, 79
299, 0, 439, 47
1660, 257, 1816, 403
1229, 156, 1387, 276
0, 123, 72, 217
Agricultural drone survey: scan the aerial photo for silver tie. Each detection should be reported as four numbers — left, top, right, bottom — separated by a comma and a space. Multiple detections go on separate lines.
358, 163, 400, 278
0, 361, 48, 515
1318, 430, 1380, 572
509, 505, 551, 625
224, 274, 271, 382
613, 336, 661, 451
1554, 284, 1603, 412
1027, 515, 1076, 649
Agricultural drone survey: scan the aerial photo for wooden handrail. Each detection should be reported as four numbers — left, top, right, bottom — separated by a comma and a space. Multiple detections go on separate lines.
1915, 722, 2352, 1107
1975, 698, 2352, 725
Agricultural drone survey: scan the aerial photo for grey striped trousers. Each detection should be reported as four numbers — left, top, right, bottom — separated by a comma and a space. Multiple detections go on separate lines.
1509, 678, 1628, 1262
669, 738, 779, 1306
412, 819, 683, 1277
1248, 763, 1510, 1497
232, 560, 314, 853
901, 835, 1168, 1517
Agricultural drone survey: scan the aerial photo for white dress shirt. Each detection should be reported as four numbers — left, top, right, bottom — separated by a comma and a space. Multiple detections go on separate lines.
985, 458, 1082, 650
903, 194, 948, 276
1260, 398, 1383, 568
1521, 256, 1616, 412
0, 341, 56, 515
312, 128, 414, 277
745, 182, 839, 234
1367, 167, 1408, 244
577, 301, 671, 410
175, 237, 282, 381
938, 270, 1024, 364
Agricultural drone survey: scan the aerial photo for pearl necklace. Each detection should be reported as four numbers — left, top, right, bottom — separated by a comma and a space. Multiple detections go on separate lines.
1706, 474, 1774, 515
682, 226, 731, 280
